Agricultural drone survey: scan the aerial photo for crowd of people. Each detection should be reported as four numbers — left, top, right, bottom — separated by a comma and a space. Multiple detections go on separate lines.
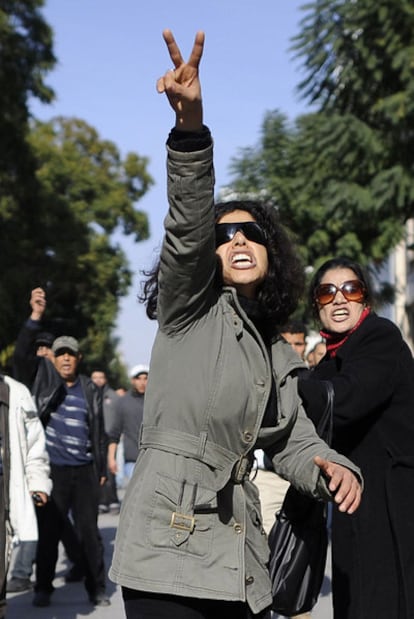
0, 286, 149, 616
1, 27, 414, 619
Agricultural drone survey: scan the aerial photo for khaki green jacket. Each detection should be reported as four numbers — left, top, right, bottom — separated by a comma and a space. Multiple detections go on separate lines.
109, 142, 361, 614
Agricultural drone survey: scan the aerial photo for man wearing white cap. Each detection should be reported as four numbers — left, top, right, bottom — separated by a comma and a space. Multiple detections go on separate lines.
107, 364, 148, 487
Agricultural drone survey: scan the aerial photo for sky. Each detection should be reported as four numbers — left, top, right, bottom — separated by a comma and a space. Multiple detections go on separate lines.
31, 0, 311, 371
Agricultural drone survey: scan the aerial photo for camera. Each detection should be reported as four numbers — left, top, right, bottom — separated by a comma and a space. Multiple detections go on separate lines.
32, 492, 44, 506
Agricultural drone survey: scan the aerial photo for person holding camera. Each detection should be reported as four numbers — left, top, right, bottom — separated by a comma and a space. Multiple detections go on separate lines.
0, 374, 51, 619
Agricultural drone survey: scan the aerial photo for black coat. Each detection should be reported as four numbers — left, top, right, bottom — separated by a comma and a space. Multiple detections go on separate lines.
299, 312, 414, 619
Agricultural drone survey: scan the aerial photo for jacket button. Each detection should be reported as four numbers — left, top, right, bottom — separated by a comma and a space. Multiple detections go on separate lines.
243, 431, 253, 442
233, 523, 243, 534
245, 576, 254, 585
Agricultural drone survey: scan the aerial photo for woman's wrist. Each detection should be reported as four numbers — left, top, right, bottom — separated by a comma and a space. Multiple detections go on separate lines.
167, 125, 212, 152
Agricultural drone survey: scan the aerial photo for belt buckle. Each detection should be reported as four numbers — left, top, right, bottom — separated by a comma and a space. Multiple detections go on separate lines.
170, 511, 195, 533
232, 455, 252, 483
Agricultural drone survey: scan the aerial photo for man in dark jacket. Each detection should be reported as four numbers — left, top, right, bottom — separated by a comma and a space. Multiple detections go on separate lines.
91, 369, 120, 513
12, 288, 110, 608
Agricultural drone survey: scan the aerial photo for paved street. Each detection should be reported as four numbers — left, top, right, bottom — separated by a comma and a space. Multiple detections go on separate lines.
6, 506, 125, 619
6, 504, 333, 619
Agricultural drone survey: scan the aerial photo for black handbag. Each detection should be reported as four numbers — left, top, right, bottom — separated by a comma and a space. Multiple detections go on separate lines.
268, 380, 334, 616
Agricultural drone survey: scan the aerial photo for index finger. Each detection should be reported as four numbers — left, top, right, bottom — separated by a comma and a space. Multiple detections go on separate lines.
162, 29, 184, 68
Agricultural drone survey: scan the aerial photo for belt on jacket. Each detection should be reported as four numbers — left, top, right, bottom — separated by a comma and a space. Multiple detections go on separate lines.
140, 426, 253, 483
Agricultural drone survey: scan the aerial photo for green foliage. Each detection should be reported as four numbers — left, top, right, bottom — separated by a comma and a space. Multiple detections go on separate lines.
0, 0, 55, 198
0, 116, 153, 375
0, 3, 154, 382
0, 0, 56, 369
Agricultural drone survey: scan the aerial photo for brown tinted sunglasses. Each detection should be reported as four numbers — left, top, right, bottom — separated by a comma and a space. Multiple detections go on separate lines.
314, 280, 366, 306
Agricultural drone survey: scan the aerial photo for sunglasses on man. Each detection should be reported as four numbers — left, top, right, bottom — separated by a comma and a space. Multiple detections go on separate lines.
215, 222, 267, 248
314, 280, 366, 306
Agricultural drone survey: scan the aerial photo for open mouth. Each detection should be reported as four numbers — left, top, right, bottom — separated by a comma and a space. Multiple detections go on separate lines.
231, 252, 255, 267
331, 309, 349, 319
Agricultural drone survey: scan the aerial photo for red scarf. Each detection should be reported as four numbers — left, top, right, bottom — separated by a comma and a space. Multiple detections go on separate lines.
321, 307, 371, 358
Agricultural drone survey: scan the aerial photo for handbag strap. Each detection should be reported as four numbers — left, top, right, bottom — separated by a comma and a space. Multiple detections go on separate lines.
316, 380, 334, 446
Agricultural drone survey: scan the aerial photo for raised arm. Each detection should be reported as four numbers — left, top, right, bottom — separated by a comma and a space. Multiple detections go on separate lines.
13, 287, 47, 387
155, 30, 216, 333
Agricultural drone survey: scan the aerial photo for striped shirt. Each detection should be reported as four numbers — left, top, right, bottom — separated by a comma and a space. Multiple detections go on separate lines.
46, 379, 92, 466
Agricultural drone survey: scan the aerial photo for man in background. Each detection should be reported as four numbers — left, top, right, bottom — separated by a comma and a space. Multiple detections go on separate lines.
91, 369, 120, 514
107, 364, 148, 487
280, 320, 308, 362
34, 332, 55, 361
307, 340, 327, 368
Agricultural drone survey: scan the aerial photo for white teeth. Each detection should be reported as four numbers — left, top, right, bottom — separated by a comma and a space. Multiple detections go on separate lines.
231, 253, 252, 264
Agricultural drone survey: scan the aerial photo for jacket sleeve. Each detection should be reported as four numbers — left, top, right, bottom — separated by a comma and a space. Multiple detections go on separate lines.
95, 386, 108, 479
12, 319, 41, 388
157, 140, 216, 334
107, 397, 123, 444
265, 373, 362, 501
83, 377, 108, 479
20, 384, 52, 495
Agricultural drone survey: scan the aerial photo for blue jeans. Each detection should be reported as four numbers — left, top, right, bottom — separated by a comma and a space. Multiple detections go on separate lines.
123, 461, 136, 485
11, 541, 37, 579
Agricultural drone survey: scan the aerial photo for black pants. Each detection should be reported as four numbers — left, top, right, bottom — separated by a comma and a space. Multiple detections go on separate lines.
35, 463, 105, 596
122, 588, 271, 619
99, 470, 119, 507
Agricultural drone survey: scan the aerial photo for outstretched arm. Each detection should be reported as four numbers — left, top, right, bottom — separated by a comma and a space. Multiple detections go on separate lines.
156, 29, 205, 131
13, 287, 47, 387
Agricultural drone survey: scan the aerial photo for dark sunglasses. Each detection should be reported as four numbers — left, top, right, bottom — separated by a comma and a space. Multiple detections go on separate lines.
215, 222, 267, 248
314, 280, 366, 306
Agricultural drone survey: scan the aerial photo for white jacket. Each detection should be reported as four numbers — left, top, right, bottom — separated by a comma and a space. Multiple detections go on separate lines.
5, 375, 52, 541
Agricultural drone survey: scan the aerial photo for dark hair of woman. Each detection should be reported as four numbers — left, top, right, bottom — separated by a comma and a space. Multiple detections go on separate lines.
309, 256, 374, 320
139, 200, 305, 337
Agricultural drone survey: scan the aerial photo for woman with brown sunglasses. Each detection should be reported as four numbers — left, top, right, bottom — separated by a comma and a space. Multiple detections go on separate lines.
300, 256, 414, 619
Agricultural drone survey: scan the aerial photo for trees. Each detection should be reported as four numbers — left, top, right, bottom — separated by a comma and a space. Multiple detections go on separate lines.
1, 0, 56, 365
0, 2, 153, 380
291, 0, 414, 258
28, 117, 152, 372
0, 116, 153, 375
0, 0, 55, 203
228, 0, 414, 320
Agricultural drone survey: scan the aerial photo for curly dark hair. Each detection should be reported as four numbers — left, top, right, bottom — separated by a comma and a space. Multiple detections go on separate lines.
309, 256, 374, 320
139, 200, 305, 333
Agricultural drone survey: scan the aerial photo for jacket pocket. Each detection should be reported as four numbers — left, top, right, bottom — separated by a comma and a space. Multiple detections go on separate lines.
148, 474, 217, 558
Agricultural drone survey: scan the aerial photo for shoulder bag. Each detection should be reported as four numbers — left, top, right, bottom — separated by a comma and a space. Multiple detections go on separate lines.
268, 380, 334, 616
